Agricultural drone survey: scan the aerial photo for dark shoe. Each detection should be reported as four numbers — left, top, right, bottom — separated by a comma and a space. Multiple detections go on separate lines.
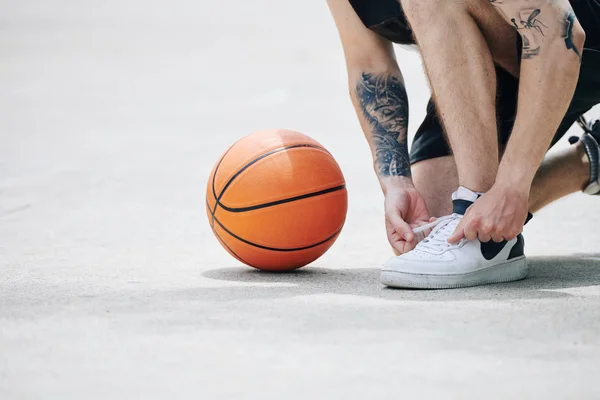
570, 116, 600, 195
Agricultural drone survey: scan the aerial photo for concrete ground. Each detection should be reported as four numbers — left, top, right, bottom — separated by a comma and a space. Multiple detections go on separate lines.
2, 1, 600, 398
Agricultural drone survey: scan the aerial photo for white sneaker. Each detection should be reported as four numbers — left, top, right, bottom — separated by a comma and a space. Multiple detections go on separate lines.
381, 187, 528, 289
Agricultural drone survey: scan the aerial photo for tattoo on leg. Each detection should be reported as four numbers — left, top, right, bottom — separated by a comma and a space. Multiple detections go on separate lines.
563, 11, 582, 59
356, 73, 411, 177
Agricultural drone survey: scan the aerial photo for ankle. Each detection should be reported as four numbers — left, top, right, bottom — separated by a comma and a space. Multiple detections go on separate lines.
458, 168, 497, 193
459, 182, 494, 193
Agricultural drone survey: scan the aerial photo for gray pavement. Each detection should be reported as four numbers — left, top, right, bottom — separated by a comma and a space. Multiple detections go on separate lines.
1, 1, 600, 398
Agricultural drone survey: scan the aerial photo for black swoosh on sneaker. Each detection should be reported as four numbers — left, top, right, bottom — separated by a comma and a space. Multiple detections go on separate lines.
480, 234, 525, 260
480, 240, 508, 260
508, 234, 525, 259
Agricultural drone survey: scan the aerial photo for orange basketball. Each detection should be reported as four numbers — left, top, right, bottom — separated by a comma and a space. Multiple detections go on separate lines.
206, 129, 348, 271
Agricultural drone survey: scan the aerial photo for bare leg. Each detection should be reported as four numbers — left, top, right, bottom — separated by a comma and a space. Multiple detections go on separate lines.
529, 141, 590, 212
402, 0, 589, 217
401, 0, 509, 192
412, 156, 458, 217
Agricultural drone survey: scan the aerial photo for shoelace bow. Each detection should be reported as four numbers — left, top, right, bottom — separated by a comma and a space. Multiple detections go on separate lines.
411, 214, 463, 252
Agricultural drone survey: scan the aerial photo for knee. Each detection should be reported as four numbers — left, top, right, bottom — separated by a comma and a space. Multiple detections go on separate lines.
400, 0, 439, 23
400, 0, 471, 25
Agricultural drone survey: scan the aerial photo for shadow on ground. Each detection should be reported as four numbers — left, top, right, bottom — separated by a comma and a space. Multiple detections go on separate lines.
200, 254, 600, 302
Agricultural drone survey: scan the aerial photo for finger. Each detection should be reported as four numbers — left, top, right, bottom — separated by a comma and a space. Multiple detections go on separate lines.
411, 220, 434, 241
463, 217, 479, 241
448, 220, 465, 243
478, 232, 492, 243
392, 240, 411, 255
388, 213, 414, 243
491, 233, 504, 243
478, 222, 493, 243
400, 239, 418, 254
387, 226, 410, 255
387, 234, 403, 253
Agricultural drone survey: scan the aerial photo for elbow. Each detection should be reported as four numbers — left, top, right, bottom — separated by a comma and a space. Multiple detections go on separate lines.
348, 86, 356, 103
517, 11, 586, 61
559, 13, 585, 60
571, 24, 586, 53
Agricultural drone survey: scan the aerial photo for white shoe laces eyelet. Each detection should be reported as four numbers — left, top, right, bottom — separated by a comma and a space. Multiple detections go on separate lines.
411, 214, 463, 253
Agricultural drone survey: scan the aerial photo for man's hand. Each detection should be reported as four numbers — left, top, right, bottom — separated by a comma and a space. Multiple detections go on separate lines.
448, 184, 529, 244
384, 185, 433, 255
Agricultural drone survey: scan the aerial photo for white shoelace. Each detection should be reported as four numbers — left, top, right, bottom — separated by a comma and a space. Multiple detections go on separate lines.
411, 214, 463, 253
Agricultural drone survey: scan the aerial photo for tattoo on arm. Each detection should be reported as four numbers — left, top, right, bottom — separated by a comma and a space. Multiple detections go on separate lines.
563, 11, 581, 59
489, 0, 582, 60
356, 72, 410, 177
512, 7, 547, 59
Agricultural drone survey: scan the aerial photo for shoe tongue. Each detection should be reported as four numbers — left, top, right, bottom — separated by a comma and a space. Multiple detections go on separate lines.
451, 186, 480, 215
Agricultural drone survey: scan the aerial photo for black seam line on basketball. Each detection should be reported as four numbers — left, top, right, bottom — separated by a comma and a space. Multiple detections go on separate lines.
215, 143, 326, 200
219, 185, 346, 213
210, 145, 236, 228
210, 143, 327, 222
212, 213, 341, 252
206, 199, 253, 265
207, 198, 334, 260
210, 224, 249, 265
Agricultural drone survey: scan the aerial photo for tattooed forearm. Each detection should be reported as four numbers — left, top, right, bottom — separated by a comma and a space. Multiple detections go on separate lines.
489, 0, 583, 60
356, 72, 410, 177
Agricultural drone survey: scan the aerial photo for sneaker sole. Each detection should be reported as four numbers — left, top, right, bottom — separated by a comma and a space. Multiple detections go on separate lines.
380, 256, 528, 289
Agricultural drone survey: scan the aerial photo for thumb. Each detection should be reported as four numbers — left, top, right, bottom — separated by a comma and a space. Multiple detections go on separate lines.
448, 218, 465, 244
389, 212, 414, 243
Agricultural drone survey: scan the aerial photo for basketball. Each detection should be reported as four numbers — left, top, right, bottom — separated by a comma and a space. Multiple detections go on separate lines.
206, 129, 348, 271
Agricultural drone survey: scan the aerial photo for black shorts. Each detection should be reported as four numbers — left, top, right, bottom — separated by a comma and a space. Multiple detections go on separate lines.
349, 0, 600, 164
410, 49, 600, 164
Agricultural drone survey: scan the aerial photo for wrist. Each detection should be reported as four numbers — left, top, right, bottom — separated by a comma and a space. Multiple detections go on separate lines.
379, 175, 415, 195
495, 165, 533, 194
497, 143, 539, 193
